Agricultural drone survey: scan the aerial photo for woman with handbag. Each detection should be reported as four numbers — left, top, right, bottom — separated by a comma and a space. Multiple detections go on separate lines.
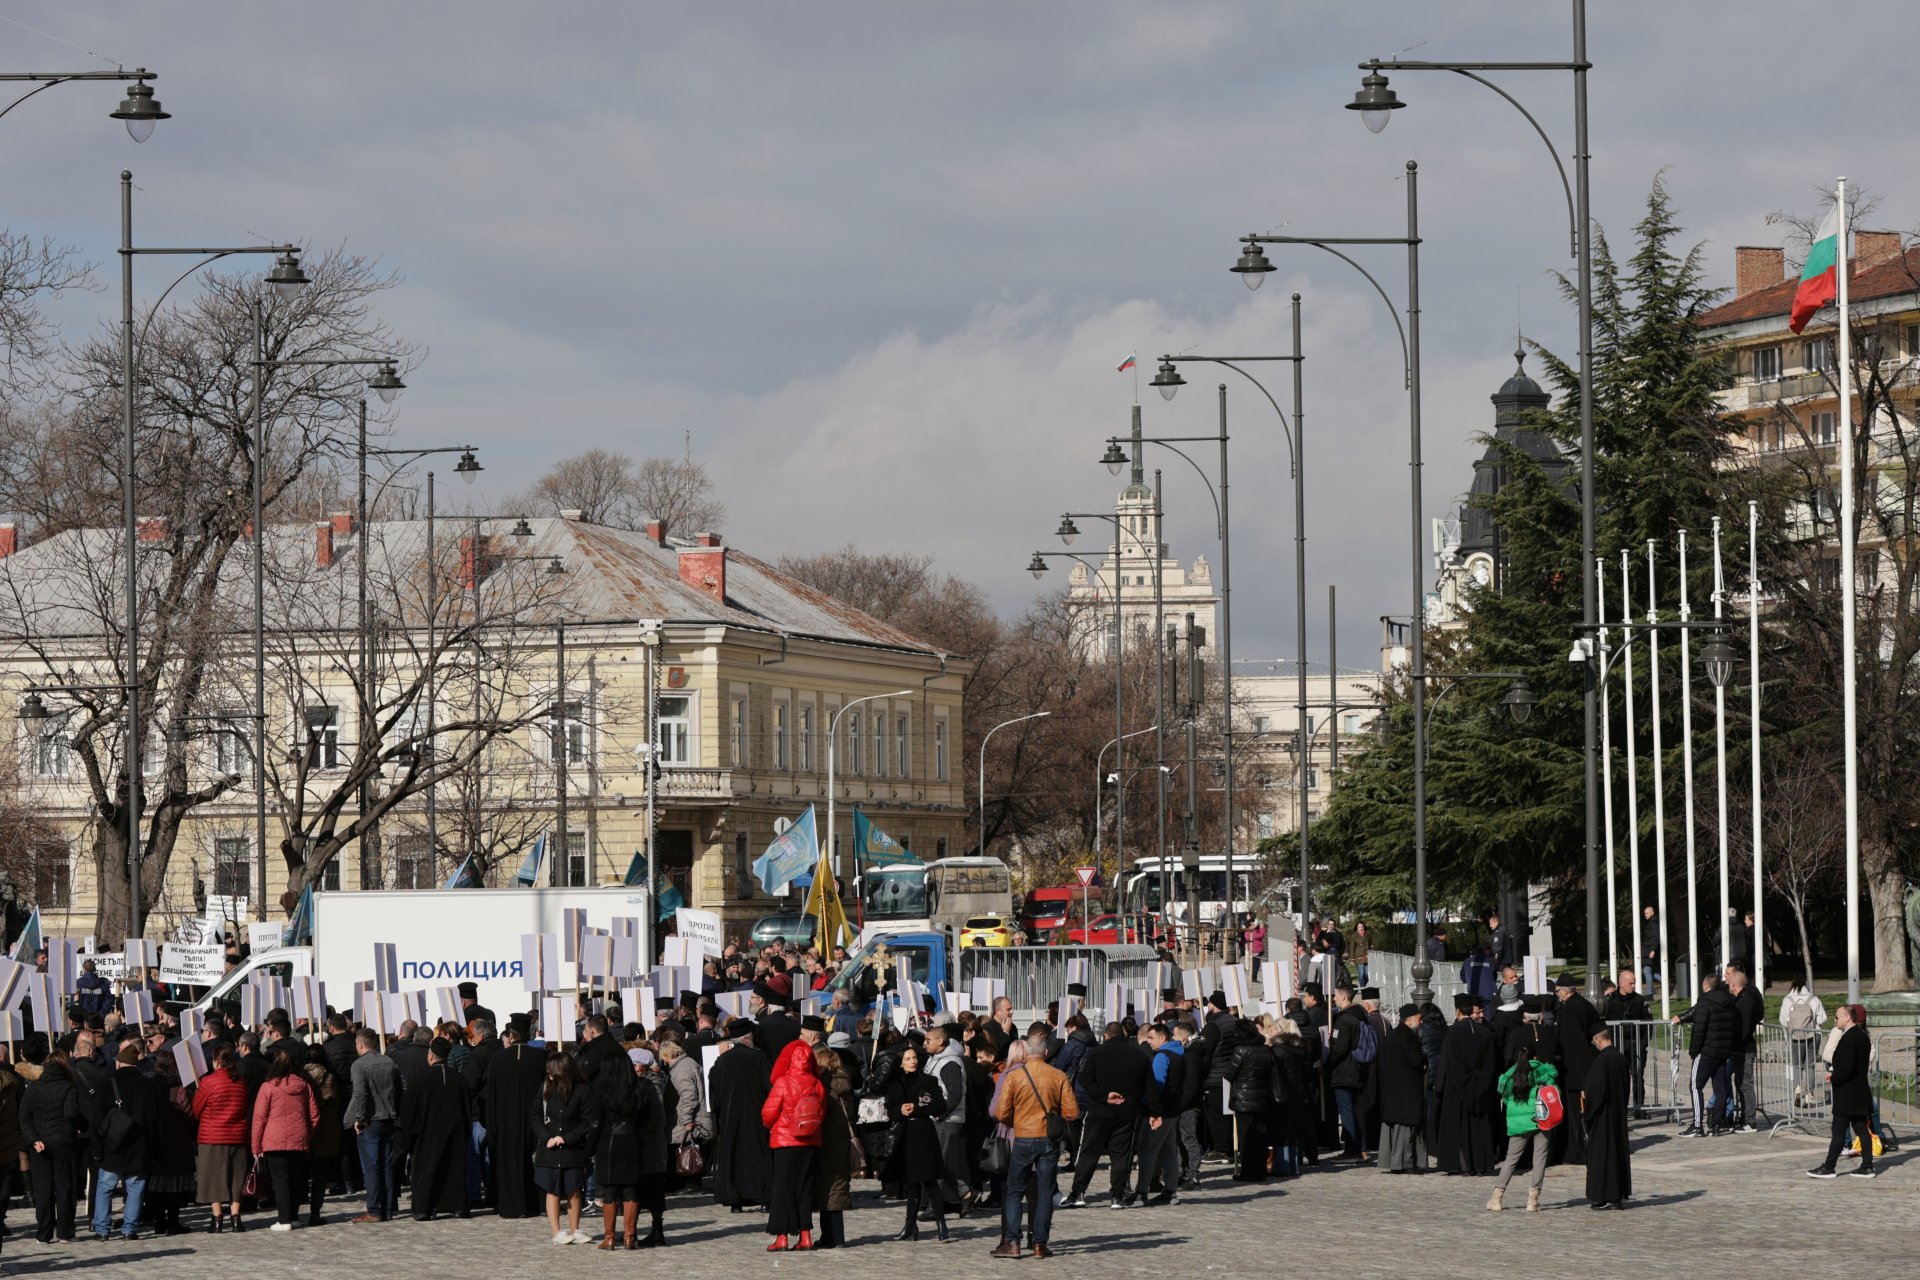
531, 1054, 597, 1245
250, 1051, 320, 1231
881, 1044, 951, 1242
856, 1027, 904, 1193
759, 1038, 826, 1251
811, 1043, 858, 1249
659, 1041, 710, 1190
633, 1049, 673, 1248
191, 1045, 253, 1234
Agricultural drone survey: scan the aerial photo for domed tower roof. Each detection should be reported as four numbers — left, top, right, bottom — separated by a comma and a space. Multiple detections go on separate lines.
1491, 345, 1551, 430
1458, 346, 1570, 559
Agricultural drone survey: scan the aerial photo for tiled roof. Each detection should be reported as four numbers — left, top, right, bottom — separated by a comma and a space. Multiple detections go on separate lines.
1697, 247, 1920, 329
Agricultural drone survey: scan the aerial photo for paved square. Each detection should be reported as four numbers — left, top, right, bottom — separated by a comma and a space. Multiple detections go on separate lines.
7, 1128, 1915, 1280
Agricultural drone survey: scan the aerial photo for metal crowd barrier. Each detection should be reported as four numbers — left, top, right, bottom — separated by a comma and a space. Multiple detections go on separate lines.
1368, 949, 1466, 1018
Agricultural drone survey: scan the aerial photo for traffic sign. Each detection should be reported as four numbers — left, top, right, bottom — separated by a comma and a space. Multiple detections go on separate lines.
1074, 866, 1097, 887
774, 817, 792, 836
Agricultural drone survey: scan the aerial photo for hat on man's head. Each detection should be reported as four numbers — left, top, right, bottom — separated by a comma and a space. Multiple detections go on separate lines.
1398, 1003, 1420, 1020
1554, 973, 1580, 990
653, 996, 676, 1012
725, 1019, 756, 1041
1522, 994, 1547, 1014
679, 991, 701, 1009
1207, 990, 1228, 1012
827, 1031, 852, 1049
752, 981, 789, 1008
456, 981, 479, 1000
1452, 993, 1476, 1012
800, 1015, 826, 1033
507, 1013, 533, 1037
1359, 987, 1380, 1002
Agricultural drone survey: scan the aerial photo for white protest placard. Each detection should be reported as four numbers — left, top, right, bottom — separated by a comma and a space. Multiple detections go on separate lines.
715, 990, 751, 1018
239, 987, 265, 1028
1145, 960, 1172, 994
45, 939, 76, 995
87, 953, 126, 985
1065, 958, 1089, 985
372, 942, 399, 993
177, 1007, 205, 1040
0, 960, 23, 1012
248, 921, 286, 952
652, 965, 691, 999
1523, 955, 1547, 995
541, 995, 573, 1043
611, 916, 638, 941
124, 939, 160, 970
611, 935, 638, 981
205, 895, 248, 928
699, 1044, 721, 1113
889, 1002, 911, 1031
580, 934, 614, 980
942, 988, 973, 1017
1133, 988, 1154, 1020
433, 987, 463, 1026
674, 907, 722, 958
1181, 969, 1204, 1002
520, 933, 560, 993
291, 977, 326, 1026
28, 973, 65, 1035
1222, 963, 1252, 1011
0, 1011, 20, 1046
172, 1037, 208, 1081
81, 935, 96, 955
662, 937, 692, 968
354, 985, 387, 1036
159, 942, 223, 987
561, 909, 587, 964
1060, 994, 1083, 1023
1103, 980, 1127, 1020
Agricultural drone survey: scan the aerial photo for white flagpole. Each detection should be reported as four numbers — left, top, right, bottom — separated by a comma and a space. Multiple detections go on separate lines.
1622, 551, 1648, 1014
1648, 541, 1672, 1010
1748, 501, 1764, 995
1598, 555, 1618, 979
1712, 517, 1731, 979
1678, 530, 1701, 985
1837, 177, 1862, 1004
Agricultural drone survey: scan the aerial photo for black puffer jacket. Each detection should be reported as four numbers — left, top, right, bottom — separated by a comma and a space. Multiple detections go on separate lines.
1327, 1004, 1370, 1090
1681, 987, 1739, 1061
95, 1066, 163, 1176
1177, 1037, 1210, 1111
1222, 1027, 1273, 1115
19, 1059, 84, 1150
1201, 1012, 1242, 1090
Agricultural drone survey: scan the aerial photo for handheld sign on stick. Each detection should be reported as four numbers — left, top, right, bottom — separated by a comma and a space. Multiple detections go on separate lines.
521, 933, 559, 994
562, 909, 587, 964
541, 995, 574, 1044
122, 989, 155, 1027
1181, 969, 1205, 1002
1104, 981, 1128, 1021
27, 973, 64, 1036
239, 986, 264, 1030
0, 1010, 19, 1059
45, 939, 76, 996
177, 1007, 205, 1040
372, 943, 399, 993
0, 960, 26, 1012
291, 977, 325, 1029
434, 987, 463, 1026
172, 1038, 208, 1082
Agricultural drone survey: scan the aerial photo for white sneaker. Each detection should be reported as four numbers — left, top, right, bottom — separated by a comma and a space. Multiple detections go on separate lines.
269, 1221, 294, 1233
553, 1230, 572, 1245
570, 1229, 593, 1245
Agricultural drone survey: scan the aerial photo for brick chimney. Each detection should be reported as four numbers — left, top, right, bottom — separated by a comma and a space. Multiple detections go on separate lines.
644, 518, 668, 546
315, 521, 335, 568
459, 535, 483, 590
329, 510, 355, 538
694, 530, 722, 547
0, 523, 15, 559
677, 540, 727, 604
1735, 246, 1785, 297
1855, 229, 1903, 266
137, 516, 168, 543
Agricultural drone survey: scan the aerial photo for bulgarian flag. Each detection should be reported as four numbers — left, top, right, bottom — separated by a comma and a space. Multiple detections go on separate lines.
1116, 352, 1137, 372
1789, 201, 1842, 335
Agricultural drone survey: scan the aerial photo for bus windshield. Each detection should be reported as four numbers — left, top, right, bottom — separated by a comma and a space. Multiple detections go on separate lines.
861, 865, 929, 922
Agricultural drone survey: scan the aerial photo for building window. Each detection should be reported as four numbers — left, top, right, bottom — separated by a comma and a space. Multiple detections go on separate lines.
547, 700, 586, 766
1253, 714, 1271, 734
393, 836, 435, 890
213, 837, 250, 901
872, 713, 887, 778
798, 704, 815, 772
1752, 345, 1781, 380
1305, 766, 1320, 790
214, 719, 251, 778
1812, 411, 1837, 445
1341, 713, 1363, 735
1257, 812, 1276, 839
1815, 558, 1840, 593
774, 701, 789, 770
656, 695, 693, 765
32, 843, 70, 909
30, 714, 71, 778
303, 706, 340, 770
561, 831, 587, 887
934, 720, 949, 781
736, 833, 752, 897
321, 859, 341, 892
848, 712, 863, 775
896, 712, 910, 778
1859, 550, 1881, 592
1804, 338, 1833, 373
1905, 323, 1920, 357
729, 697, 747, 767
935, 837, 948, 859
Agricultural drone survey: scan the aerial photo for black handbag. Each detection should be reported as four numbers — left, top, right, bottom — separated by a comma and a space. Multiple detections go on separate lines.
1019, 1065, 1070, 1144
99, 1077, 139, 1150
979, 1131, 1010, 1175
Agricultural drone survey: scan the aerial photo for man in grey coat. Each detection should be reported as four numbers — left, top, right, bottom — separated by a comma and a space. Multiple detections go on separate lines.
344, 1030, 404, 1222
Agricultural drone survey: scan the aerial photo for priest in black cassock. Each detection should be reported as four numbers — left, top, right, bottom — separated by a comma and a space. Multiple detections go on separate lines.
708, 1020, 773, 1212
1554, 973, 1603, 1164
1434, 993, 1498, 1175
1582, 1025, 1632, 1210
402, 1037, 473, 1220
483, 1017, 549, 1218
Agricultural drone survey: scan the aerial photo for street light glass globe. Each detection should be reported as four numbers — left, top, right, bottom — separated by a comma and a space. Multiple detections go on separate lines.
125, 116, 157, 144
1361, 108, 1392, 134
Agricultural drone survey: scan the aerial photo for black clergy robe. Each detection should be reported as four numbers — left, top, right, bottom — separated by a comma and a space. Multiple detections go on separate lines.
1555, 992, 1602, 1163
1434, 1017, 1497, 1174
1582, 1044, 1632, 1205
402, 1063, 471, 1218
708, 1041, 772, 1208
482, 1044, 548, 1218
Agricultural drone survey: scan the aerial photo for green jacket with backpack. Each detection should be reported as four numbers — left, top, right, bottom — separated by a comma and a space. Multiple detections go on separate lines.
1497, 1060, 1558, 1137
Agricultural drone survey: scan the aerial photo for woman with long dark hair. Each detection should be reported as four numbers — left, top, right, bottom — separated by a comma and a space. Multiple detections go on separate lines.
1488, 1045, 1556, 1212
882, 1044, 950, 1241
531, 1053, 596, 1244
590, 1045, 645, 1248
760, 1038, 826, 1250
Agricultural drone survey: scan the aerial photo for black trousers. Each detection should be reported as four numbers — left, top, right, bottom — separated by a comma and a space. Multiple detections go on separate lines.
262, 1151, 307, 1225
1203, 1084, 1234, 1152
1233, 1113, 1270, 1182
28, 1145, 79, 1242
1066, 1112, 1136, 1202
307, 1153, 341, 1218
1824, 1113, 1873, 1171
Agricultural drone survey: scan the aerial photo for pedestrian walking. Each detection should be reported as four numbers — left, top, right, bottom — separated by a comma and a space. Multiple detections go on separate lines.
1671, 975, 1737, 1137
1486, 1045, 1556, 1212
1807, 1004, 1877, 1181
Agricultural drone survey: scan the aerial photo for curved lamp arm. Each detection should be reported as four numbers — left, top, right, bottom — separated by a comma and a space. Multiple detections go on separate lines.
1293, 242, 1410, 388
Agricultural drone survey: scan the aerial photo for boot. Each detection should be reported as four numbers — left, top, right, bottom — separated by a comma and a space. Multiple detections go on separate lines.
1525, 1188, 1541, 1213
621, 1203, 639, 1249
934, 1211, 950, 1242
894, 1204, 920, 1242
229, 1215, 246, 1233
796, 1229, 814, 1251
599, 1202, 619, 1249
768, 1234, 789, 1252
641, 1218, 665, 1249
1486, 1187, 1505, 1212
208, 1216, 223, 1235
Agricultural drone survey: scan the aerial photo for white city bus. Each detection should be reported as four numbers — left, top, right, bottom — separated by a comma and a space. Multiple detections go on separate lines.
854, 856, 1013, 939
1120, 853, 1258, 927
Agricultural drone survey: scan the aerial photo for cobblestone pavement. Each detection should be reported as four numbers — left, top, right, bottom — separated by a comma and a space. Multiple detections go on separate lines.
6, 1127, 1917, 1280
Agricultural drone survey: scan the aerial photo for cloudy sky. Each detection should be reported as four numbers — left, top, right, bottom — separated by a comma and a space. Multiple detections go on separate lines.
3, 2, 1905, 665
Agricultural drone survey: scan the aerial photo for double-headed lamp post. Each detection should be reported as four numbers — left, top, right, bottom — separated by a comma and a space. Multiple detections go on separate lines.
979, 711, 1051, 859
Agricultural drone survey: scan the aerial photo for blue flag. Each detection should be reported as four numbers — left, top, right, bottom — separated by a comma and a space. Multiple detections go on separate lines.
656, 881, 684, 921
624, 851, 648, 888
514, 832, 547, 887
751, 806, 819, 895
442, 856, 483, 890
853, 808, 917, 865
285, 884, 315, 946
8, 907, 40, 961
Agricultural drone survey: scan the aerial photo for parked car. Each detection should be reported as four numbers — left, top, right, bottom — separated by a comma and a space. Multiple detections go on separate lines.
751, 912, 819, 947
958, 915, 1014, 948
1061, 912, 1155, 946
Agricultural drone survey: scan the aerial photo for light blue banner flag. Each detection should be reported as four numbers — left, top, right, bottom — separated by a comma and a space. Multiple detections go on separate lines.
285, 884, 315, 946
624, 851, 648, 888
752, 806, 819, 895
656, 881, 684, 921
442, 855, 483, 889
514, 832, 547, 887
8, 907, 40, 960
853, 808, 918, 864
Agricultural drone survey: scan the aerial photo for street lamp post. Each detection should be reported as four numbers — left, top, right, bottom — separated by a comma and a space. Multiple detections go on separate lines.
1145, 292, 1303, 956
0, 68, 167, 137
1233, 168, 1429, 993
121, 169, 306, 938
828, 690, 914, 898
1342, 0, 1602, 999
979, 711, 1051, 859
1051, 506, 1135, 877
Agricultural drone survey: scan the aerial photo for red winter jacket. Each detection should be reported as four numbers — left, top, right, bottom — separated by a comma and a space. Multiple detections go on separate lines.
760, 1040, 825, 1149
191, 1069, 251, 1146
250, 1074, 320, 1157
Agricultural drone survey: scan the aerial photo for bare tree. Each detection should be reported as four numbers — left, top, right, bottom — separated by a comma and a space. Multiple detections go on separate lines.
1726, 743, 1844, 977
632, 456, 723, 534
517, 449, 726, 536
0, 230, 93, 405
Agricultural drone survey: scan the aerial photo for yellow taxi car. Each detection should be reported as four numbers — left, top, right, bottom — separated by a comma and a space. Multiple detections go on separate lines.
957, 915, 1015, 948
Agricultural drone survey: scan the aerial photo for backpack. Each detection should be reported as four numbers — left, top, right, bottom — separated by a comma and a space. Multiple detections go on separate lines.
1784, 993, 1818, 1033
1533, 1084, 1564, 1131
788, 1091, 825, 1139
1353, 1021, 1378, 1065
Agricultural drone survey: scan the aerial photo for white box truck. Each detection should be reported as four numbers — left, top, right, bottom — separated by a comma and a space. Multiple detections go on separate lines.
191, 885, 654, 1021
